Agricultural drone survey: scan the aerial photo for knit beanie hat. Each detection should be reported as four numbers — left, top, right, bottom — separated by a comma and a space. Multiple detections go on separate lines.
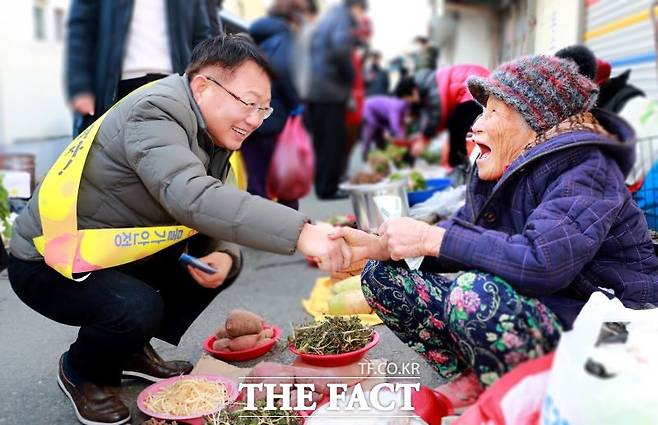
467, 55, 599, 133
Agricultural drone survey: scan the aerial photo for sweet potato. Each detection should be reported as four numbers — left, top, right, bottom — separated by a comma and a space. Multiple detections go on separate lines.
228, 333, 260, 351
213, 338, 231, 351
214, 325, 228, 339
258, 328, 274, 340
254, 337, 274, 348
226, 309, 264, 337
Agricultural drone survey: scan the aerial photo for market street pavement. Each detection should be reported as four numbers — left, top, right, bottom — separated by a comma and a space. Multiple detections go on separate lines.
0, 193, 441, 425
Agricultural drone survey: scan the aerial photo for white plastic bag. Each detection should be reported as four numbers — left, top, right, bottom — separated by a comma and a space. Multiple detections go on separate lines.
541, 293, 658, 424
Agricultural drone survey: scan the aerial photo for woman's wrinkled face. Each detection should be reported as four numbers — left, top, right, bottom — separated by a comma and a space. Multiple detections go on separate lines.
471, 96, 537, 181
191, 61, 271, 151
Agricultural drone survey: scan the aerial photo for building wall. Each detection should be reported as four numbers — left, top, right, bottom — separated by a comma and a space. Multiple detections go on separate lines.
0, 0, 70, 145
439, 3, 496, 69
533, 0, 583, 55
223, 0, 268, 21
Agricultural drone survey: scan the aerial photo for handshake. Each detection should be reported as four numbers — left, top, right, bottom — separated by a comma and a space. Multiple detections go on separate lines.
296, 218, 446, 272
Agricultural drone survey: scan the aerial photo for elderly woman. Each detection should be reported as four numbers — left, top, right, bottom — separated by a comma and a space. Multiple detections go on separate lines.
331, 55, 658, 407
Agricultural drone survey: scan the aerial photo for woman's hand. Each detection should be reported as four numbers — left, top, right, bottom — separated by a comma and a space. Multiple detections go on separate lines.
187, 252, 233, 289
297, 223, 352, 272
328, 226, 390, 262
378, 217, 445, 261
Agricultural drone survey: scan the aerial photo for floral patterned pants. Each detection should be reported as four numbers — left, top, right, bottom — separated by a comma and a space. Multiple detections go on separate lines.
361, 260, 563, 387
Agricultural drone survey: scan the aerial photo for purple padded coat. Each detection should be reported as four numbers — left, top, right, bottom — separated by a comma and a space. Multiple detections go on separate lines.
432, 109, 658, 328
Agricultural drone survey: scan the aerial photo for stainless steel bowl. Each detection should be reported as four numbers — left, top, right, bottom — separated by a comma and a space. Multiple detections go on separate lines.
339, 180, 409, 233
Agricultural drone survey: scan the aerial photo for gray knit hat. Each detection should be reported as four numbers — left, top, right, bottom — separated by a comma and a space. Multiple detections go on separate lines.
467, 55, 599, 133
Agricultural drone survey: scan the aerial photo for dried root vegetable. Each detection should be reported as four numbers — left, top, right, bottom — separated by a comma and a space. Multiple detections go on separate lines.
289, 316, 374, 355
204, 401, 302, 425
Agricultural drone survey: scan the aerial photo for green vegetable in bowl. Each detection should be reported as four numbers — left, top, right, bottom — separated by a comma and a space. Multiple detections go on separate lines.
204, 401, 302, 425
289, 316, 374, 355
389, 171, 427, 192
408, 171, 427, 191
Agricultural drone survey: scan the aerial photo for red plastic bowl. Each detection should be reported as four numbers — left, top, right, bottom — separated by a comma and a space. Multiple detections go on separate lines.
289, 330, 380, 367
203, 324, 281, 361
137, 374, 238, 425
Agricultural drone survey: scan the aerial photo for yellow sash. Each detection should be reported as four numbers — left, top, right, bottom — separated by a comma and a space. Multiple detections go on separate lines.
33, 92, 247, 279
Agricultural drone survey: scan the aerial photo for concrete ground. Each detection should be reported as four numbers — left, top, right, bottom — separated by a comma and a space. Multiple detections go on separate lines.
0, 193, 441, 425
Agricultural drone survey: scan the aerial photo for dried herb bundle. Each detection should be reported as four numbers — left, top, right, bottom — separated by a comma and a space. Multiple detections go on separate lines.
289, 316, 374, 355
204, 401, 301, 425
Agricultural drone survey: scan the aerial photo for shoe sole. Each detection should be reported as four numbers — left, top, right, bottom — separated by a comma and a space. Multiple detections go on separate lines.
121, 370, 165, 383
57, 374, 131, 425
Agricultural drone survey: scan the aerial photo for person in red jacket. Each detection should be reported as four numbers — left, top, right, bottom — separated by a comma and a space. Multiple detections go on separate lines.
414, 64, 490, 172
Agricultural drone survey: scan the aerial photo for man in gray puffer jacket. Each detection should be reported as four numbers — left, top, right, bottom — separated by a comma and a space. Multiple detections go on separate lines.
8, 35, 350, 425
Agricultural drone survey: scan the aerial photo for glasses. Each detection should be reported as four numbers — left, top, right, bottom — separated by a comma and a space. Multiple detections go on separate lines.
204, 75, 273, 120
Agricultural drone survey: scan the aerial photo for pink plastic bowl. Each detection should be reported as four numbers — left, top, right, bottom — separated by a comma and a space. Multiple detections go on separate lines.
289, 330, 380, 367
137, 374, 238, 425
203, 324, 281, 361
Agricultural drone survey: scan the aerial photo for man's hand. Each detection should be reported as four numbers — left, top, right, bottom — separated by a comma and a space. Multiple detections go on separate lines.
328, 226, 389, 262
378, 217, 445, 260
187, 252, 233, 289
297, 223, 352, 272
71, 93, 95, 116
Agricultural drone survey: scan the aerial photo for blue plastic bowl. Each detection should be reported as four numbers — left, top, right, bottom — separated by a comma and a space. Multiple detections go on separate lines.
408, 178, 452, 206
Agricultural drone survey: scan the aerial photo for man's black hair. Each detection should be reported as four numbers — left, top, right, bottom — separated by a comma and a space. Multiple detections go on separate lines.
555, 45, 597, 81
186, 33, 275, 81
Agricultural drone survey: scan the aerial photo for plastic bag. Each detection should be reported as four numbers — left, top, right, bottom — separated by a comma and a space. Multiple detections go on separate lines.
541, 292, 658, 424
267, 114, 315, 201
456, 354, 554, 425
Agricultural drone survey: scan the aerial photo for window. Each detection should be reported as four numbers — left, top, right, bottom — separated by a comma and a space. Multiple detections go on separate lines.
33, 4, 46, 41
54, 8, 65, 41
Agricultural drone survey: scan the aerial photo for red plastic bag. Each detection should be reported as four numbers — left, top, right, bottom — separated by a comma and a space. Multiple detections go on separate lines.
267, 115, 315, 201
455, 353, 554, 425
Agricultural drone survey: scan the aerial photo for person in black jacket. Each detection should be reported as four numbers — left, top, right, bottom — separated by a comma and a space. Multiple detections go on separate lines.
66, 0, 211, 136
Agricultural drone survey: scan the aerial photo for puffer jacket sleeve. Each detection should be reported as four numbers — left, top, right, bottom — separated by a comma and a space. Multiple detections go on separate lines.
436, 152, 625, 297
123, 95, 308, 255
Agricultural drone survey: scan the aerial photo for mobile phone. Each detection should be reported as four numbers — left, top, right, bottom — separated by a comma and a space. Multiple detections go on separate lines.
179, 253, 218, 274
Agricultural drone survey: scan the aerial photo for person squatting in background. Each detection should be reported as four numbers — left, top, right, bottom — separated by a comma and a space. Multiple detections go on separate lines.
360, 78, 420, 159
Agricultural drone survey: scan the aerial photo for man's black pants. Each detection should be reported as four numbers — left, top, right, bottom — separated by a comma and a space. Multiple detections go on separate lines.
8, 238, 235, 385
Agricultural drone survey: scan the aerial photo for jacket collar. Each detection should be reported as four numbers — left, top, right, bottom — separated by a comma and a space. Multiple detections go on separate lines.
466, 109, 636, 223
